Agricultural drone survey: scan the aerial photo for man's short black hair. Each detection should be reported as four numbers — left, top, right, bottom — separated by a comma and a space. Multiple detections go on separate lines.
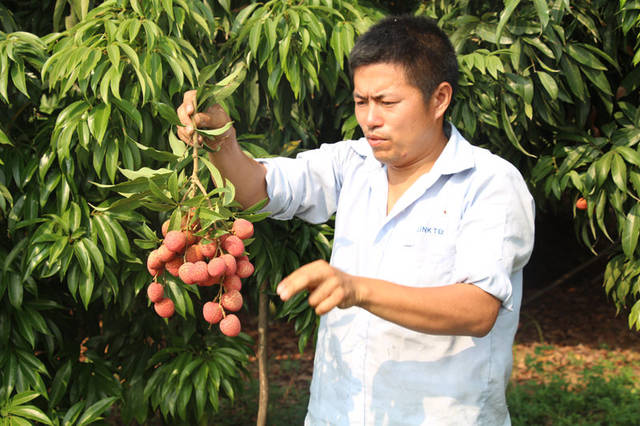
349, 15, 459, 104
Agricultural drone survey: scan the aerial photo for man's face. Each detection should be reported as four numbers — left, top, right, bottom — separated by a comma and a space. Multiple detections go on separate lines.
353, 62, 445, 170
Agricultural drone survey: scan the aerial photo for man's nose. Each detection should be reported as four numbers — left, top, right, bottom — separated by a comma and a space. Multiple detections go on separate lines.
365, 104, 383, 129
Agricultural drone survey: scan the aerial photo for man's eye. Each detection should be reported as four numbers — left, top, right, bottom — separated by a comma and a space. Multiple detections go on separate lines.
381, 101, 397, 106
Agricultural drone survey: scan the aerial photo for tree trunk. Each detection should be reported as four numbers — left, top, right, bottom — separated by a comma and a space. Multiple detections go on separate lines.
256, 281, 269, 426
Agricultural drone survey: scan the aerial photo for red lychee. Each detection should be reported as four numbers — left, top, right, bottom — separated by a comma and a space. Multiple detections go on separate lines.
203, 301, 223, 324
221, 290, 243, 312
192, 261, 210, 283
221, 254, 237, 276
232, 218, 254, 240
207, 257, 226, 279
161, 219, 171, 237
154, 298, 175, 318
200, 240, 218, 258
222, 235, 245, 257
165, 257, 183, 277
157, 244, 176, 263
223, 274, 242, 292
178, 262, 196, 285
147, 250, 164, 270
147, 282, 164, 303
219, 314, 241, 337
236, 260, 254, 279
164, 230, 187, 253
576, 197, 587, 210
185, 244, 204, 263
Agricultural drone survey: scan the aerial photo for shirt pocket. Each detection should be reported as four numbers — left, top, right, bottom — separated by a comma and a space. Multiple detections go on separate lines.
385, 228, 456, 287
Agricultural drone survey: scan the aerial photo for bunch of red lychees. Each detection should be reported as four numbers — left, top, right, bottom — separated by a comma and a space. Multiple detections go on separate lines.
146, 215, 255, 337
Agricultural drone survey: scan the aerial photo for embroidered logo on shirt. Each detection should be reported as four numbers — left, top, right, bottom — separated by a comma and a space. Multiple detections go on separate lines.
417, 226, 444, 235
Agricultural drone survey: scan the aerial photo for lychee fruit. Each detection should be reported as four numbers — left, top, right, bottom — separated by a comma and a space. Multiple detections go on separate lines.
178, 262, 196, 285
147, 263, 163, 278
221, 290, 243, 312
576, 197, 587, 210
232, 218, 254, 240
185, 244, 204, 263
164, 230, 187, 253
165, 257, 183, 277
207, 257, 226, 279
221, 254, 237, 276
147, 282, 164, 303
200, 240, 218, 258
236, 260, 254, 279
203, 301, 223, 324
223, 274, 242, 292
147, 250, 164, 270
157, 244, 176, 263
219, 314, 241, 337
222, 235, 244, 257
154, 298, 175, 318
161, 219, 171, 237
191, 261, 210, 283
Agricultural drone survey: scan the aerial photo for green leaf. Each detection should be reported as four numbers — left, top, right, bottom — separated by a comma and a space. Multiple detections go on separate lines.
566, 43, 607, 71
622, 204, 640, 258
76, 396, 119, 426
0, 127, 13, 146
560, 55, 586, 101
610, 153, 627, 192
93, 215, 117, 260
10, 59, 28, 97
87, 103, 111, 145
49, 360, 72, 407
199, 156, 224, 189
495, 0, 521, 46
154, 102, 181, 126
195, 121, 233, 137
78, 270, 94, 310
113, 97, 143, 132
82, 238, 104, 277
119, 167, 173, 180
537, 71, 558, 100
106, 216, 132, 256
500, 98, 535, 158
8, 273, 23, 309
7, 406, 53, 425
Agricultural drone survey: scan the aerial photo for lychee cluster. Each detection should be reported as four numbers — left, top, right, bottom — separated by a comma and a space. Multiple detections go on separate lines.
145, 215, 255, 337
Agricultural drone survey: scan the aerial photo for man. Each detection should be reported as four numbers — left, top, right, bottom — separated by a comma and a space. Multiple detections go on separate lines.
177, 15, 535, 425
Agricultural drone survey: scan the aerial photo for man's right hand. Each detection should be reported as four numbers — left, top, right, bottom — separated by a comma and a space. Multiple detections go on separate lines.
176, 90, 236, 150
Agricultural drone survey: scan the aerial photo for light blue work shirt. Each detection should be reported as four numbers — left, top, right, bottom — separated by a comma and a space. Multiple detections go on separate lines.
258, 124, 535, 425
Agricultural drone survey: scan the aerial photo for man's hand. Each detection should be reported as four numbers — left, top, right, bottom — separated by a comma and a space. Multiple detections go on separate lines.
176, 90, 236, 149
277, 260, 360, 315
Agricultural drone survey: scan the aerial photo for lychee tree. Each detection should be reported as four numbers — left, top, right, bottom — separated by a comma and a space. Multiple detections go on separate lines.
2, 0, 640, 424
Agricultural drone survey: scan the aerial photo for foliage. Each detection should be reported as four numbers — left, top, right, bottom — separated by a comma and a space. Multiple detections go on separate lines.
1, 0, 640, 424
415, 0, 640, 330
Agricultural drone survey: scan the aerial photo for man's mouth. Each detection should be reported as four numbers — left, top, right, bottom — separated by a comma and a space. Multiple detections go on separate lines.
366, 134, 386, 147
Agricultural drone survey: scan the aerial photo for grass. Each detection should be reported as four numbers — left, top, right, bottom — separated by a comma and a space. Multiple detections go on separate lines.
206, 348, 639, 425
508, 365, 640, 425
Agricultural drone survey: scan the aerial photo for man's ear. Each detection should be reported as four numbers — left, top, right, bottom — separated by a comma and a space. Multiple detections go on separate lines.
430, 82, 453, 120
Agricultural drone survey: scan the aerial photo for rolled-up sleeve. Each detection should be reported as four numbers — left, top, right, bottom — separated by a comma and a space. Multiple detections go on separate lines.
451, 162, 535, 311
256, 142, 349, 224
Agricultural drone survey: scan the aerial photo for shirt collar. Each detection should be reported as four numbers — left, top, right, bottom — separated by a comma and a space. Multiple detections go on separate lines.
350, 123, 476, 177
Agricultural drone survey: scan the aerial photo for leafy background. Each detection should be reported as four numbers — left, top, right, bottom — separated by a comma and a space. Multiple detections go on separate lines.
0, 0, 639, 424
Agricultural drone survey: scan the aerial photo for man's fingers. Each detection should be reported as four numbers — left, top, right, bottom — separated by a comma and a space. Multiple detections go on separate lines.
277, 260, 330, 301
314, 289, 345, 316
307, 275, 340, 308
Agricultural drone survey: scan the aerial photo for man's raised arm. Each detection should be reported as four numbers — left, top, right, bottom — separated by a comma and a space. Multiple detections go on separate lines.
176, 90, 268, 209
